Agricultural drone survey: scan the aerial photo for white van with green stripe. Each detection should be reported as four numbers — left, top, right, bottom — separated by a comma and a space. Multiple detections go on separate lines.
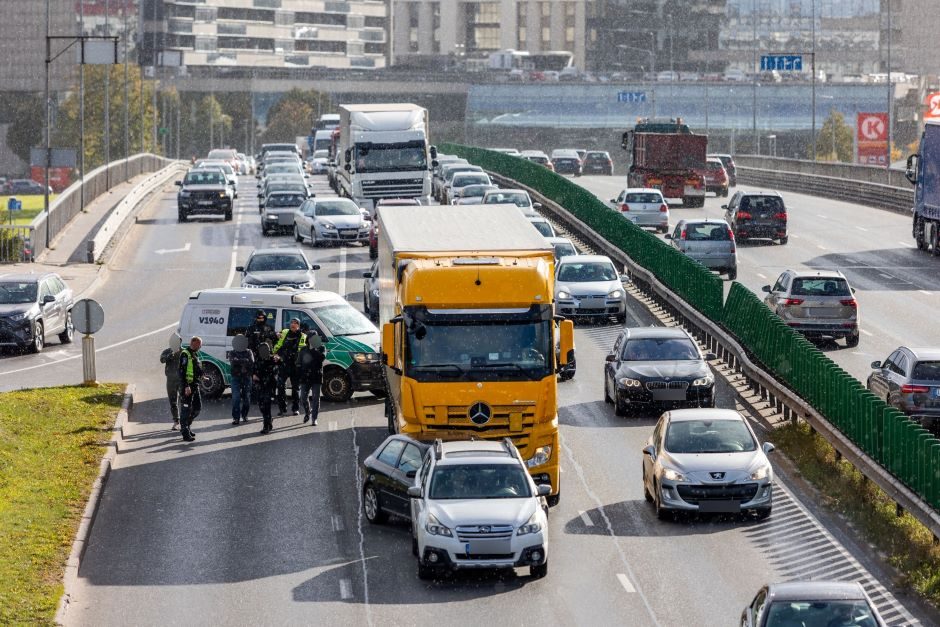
177, 287, 384, 402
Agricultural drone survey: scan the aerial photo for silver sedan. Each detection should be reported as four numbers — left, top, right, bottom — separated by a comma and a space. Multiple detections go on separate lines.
642, 408, 774, 520
293, 197, 371, 247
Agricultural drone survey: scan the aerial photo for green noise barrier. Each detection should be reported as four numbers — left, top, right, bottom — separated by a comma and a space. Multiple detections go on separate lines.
443, 143, 940, 513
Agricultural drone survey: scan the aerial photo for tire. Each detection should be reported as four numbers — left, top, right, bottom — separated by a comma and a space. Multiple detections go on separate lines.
916, 217, 929, 250
412, 535, 419, 557
727, 267, 737, 281
932, 223, 940, 257
845, 333, 860, 348
370, 389, 387, 399
363, 484, 387, 524
778, 236, 789, 245
417, 559, 436, 581
58, 311, 74, 344
369, 246, 378, 260
530, 560, 548, 579
29, 320, 44, 353
546, 492, 560, 507
199, 363, 225, 399
363, 291, 370, 316
754, 507, 772, 520
322, 368, 353, 402
654, 486, 672, 521
614, 398, 627, 417
294, 226, 303, 243
177, 211, 187, 223
224, 209, 232, 221
643, 467, 654, 503
386, 396, 398, 434
604, 378, 613, 404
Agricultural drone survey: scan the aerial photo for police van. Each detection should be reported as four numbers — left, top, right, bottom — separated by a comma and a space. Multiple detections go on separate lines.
177, 287, 384, 402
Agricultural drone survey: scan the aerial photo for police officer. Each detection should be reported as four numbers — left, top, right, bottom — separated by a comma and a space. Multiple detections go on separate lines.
178, 336, 204, 442
159, 333, 183, 431
246, 309, 277, 357
253, 340, 278, 434
273, 317, 306, 416
228, 334, 254, 425
297, 332, 326, 426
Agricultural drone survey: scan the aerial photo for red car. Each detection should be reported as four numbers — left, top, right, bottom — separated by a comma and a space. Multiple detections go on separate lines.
697, 157, 729, 197
370, 198, 421, 258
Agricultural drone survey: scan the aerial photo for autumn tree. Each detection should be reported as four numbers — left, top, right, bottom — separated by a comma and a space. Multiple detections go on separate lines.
815, 110, 854, 162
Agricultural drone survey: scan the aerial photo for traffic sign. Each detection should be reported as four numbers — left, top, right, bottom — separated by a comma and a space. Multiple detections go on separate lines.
6, 197, 21, 212
73, 298, 105, 335
926, 92, 940, 120
857, 113, 887, 141
617, 91, 646, 104
760, 55, 803, 71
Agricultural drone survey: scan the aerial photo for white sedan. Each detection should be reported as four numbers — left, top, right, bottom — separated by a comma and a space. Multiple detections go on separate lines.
293, 197, 371, 247
609, 188, 670, 233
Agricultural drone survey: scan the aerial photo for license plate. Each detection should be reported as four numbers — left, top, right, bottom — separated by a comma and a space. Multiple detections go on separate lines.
652, 389, 687, 401
199, 201, 215, 206
698, 500, 741, 513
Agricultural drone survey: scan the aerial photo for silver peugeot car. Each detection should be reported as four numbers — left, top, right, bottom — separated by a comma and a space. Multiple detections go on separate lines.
642, 408, 774, 520
554, 255, 627, 323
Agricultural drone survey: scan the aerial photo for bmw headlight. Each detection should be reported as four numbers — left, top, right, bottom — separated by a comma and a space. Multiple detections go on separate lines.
692, 376, 714, 387
352, 352, 382, 364
557, 290, 571, 299
178, 190, 190, 197
322, 222, 337, 230
618, 377, 642, 388
663, 468, 687, 482
525, 445, 552, 468
750, 464, 772, 481
516, 512, 542, 536
296, 281, 313, 289
8, 311, 30, 322
426, 514, 452, 537
219, 191, 227, 198
608, 289, 623, 299
265, 213, 277, 220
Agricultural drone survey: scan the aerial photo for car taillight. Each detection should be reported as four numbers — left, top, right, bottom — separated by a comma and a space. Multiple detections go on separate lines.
901, 384, 930, 394
839, 299, 857, 307
782, 298, 804, 306
738, 211, 752, 220
659, 204, 668, 212
774, 212, 788, 220
621, 204, 630, 212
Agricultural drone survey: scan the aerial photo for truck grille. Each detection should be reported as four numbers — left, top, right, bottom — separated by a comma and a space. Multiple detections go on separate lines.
359, 178, 424, 199
455, 525, 514, 541
645, 381, 689, 391
676, 483, 758, 505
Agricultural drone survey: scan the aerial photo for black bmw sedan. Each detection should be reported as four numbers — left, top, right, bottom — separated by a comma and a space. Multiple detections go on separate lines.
603, 327, 717, 416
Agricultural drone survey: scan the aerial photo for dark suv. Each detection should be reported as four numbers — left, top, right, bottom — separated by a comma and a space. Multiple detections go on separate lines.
582, 151, 614, 175
176, 168, 233, 222
722, 190, 788, 245
0, 272, 74, 353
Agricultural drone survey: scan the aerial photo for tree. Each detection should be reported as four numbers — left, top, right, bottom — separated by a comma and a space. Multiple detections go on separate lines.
815, 110, 853, 162
6, 95, 44, 165
261, 100, 314, 146
265, 88, 330, 132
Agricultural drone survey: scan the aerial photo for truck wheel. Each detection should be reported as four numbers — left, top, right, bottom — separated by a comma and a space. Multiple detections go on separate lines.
322, 368, 353, 402
915, 217, 928, 250
199, 363, 225, 399
932, 224, 940, 257
547, 480, 560, 507
386, 396, 399, 434
178, 210, 187, 223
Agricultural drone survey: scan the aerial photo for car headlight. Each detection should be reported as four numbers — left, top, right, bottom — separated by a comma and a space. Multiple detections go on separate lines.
608, 289, 623, 299
557, 290, 570, 299
618, 377, 642, 388
265, 214, 277, 220
178, 190, 190, 197
692, 376, 714, 387
525, 445, 552, 468
296, 281, 313, 289
322, 222, 337, 230
663, 468, 687, 482
8, 311, 30, 322
517, 512, 542, 536
219, 191, 227, 198
750, 464, 772, 481
426, 514, 452, 537
352, 352, 382, 364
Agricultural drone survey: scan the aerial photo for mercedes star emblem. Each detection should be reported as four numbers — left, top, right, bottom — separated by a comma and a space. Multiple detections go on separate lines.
468, 401, 492, 425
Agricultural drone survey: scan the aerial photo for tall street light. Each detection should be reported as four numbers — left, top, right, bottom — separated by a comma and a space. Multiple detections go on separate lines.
886, 0, 893, 169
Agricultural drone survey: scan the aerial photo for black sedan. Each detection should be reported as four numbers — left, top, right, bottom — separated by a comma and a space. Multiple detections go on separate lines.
361, 435, 429, 524
603, 326, 717, 416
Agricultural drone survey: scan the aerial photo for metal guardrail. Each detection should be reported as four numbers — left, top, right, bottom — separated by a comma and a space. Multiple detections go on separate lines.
487, 168, 940, 540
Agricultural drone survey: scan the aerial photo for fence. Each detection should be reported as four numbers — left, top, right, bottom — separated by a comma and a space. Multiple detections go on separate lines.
441, 142, 940, 524
23, 154, 176, 261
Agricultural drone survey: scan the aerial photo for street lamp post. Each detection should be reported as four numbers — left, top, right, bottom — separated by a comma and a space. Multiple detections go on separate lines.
617, 44, 657, 117
886, 0, 893, 169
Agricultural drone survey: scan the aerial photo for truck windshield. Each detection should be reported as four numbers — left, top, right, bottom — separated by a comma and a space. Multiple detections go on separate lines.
355, 141, 427, 172
405, 317, 553, 382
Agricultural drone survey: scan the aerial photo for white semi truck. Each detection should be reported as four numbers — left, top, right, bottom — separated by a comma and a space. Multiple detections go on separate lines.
335, 103, 436, 211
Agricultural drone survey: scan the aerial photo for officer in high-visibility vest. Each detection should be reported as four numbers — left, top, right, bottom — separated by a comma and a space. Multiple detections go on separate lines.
273, 318, 306, 417
178, 336, 204, 442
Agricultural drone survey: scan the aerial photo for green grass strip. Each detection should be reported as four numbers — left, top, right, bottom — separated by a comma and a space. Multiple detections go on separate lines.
0, 384, 124, 624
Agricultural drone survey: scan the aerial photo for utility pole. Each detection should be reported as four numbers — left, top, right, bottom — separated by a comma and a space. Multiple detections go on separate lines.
104, 0, 110, 188
79, 0, 85, 212
887, 0, 893, 168
123, 0, 129, 177
811, 0, 817, 160
752, 0, 758, 152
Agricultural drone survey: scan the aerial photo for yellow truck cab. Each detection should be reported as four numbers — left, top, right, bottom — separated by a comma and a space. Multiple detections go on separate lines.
377, 204, 574, 505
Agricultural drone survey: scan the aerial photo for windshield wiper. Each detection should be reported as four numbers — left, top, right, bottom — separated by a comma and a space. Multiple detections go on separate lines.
334, 331, 373, 337
412, 364, 465, 374
471, 363, 527, 372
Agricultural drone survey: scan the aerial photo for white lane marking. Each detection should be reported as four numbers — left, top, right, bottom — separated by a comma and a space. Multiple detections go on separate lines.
899, 241, 913, 247
919, 290, 931, 296
338, 245, 347, 298
154, 242, 191, 254
339, 578, 352, 600
578, 510, 594, 527
617, 573, 636, 593
329, 420, 338, 431
879, 273, 893, 279
756, 273, 767, 279
563, 443, 661, 625
861, 329, 873, 337
855, 226, 868, 232
225, 210, 245, 288
332, 514, 345, 532
351, 416, 374, 624
816, 213, 827, 219
817, 244, 828, 250
0, 321, 178, 377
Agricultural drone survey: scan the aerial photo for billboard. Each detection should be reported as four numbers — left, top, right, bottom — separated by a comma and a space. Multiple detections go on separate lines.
856, 112, 888, 166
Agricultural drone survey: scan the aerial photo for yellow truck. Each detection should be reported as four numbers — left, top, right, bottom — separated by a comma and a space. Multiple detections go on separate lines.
377, 204, 574, 505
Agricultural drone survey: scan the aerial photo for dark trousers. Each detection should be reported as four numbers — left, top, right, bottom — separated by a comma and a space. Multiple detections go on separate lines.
300, 382, 321, 423
258, 381, 275, 430
178, 385, 201, 435
166, 379, 179, 420
276, 362, 299, 413
230, 374, 251, 420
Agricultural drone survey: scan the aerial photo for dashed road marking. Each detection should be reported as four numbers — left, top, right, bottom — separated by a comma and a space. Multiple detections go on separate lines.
899, 241, 913, 247
617, 573, 636, 593
578, 510, 594, 526
817, 244, 828, 250
856, 226, 868, 232
816, 214, 828, 219
756, 273, 767, 279
332, 514, 345, 532
861, 329, 873, 337
339, 578, 352, 600
338, 245, 347, 299
919, 290, 931, 296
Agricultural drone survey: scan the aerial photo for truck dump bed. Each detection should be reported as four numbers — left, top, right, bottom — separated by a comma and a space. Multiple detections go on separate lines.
633, 133, 707, 171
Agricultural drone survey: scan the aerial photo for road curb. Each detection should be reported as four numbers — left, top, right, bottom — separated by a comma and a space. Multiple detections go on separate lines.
54, 383, 134, 626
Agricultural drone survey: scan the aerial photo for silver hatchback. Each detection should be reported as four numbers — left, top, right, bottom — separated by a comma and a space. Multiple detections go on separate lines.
762, 270, 859, 347
666, 219, 737, 280
868, 347, 940, 427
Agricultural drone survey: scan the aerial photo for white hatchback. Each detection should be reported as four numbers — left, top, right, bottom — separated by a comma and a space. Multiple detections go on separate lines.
609, 187, 670, 233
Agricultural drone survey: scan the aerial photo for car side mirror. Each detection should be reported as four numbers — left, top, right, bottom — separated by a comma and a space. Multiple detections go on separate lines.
605, 354, 617, 362
429, 145, 438, 159
362, 271, 372, 278
311, 264, 321, 270
174, 180, 182, 186
42, 294, 55, 304
235, 266, 244, 272
407, 486, 421, 498
620, 274, 630, 283
906, 154, 919, 184
533, 202, 542, 209
229, 181, 236, 186
642, 445, 655, 458
664, 233, 672, 239
762, 442, 775, 455
720, 204, 728, 210
851, 287, 856, 294
537, 484, 551, 497
871, 360, 882, 369
344, 163, 351, 172
257, 193, 264, 198
761, 285, 771, 293
406, 470, 417, 479
609, 198, 617, 203
705, 352, 717, 360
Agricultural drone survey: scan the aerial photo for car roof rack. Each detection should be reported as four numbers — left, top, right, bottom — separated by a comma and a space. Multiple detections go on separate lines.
433, 439, 443, 460
501, 437, 520, 460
